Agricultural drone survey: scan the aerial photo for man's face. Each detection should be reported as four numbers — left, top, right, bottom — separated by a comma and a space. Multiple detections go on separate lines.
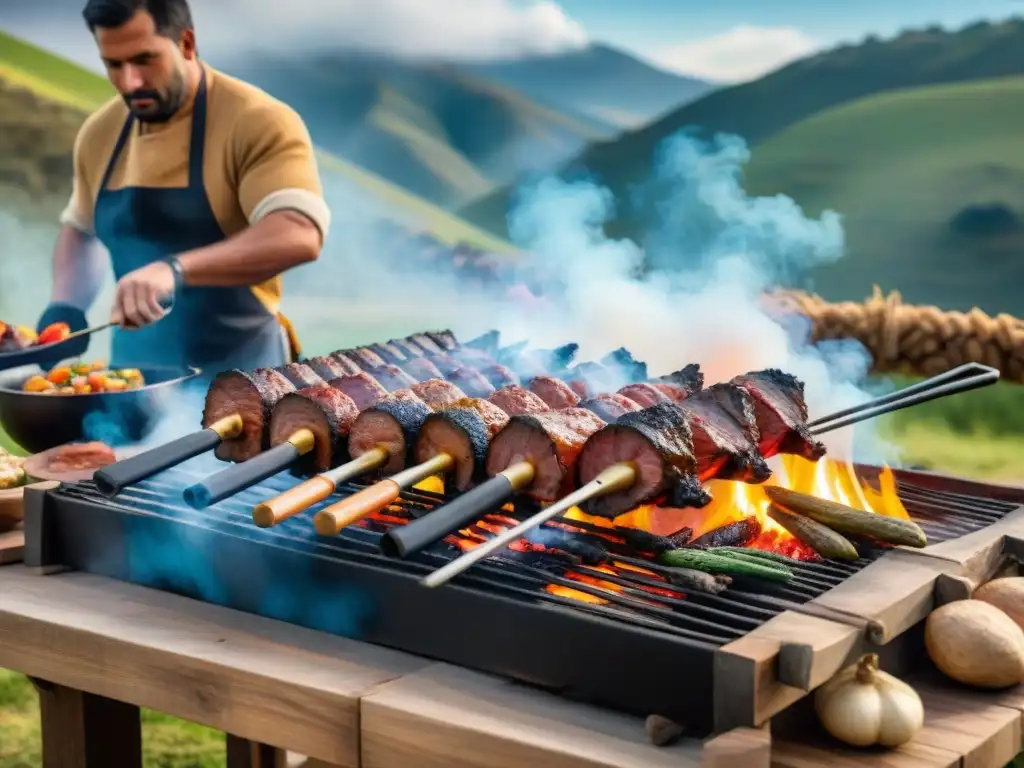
94, 10, 192, 123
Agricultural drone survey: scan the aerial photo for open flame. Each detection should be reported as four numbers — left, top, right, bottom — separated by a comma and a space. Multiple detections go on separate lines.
402, 456, 909, 605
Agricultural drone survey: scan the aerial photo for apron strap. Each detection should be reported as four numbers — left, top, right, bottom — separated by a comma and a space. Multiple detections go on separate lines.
187, 67, 209, 189
98, 114, 135, 192
277, 311, 303, 362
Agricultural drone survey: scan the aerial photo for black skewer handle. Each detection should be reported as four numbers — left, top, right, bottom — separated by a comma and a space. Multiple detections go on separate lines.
380, 474, 516, 558
183, 442, 300, 510
94, 428, 222, 498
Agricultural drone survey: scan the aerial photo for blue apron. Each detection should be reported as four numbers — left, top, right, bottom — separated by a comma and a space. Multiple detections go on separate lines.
93, 68, 288, 378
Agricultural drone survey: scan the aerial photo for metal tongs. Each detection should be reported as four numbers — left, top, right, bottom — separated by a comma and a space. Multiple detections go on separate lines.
807, 362, 1000, 436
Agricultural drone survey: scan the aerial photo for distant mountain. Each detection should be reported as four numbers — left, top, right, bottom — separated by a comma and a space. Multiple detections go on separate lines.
217, 51, 615, 208
458, 18, 1024, 242
459, 43, 715, 129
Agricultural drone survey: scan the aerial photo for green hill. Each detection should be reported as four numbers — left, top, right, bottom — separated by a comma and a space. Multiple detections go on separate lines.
219, 51, 614, 209
458, 18, 1024, 244
0, 30, 514, 253
744, 76, 1024, 315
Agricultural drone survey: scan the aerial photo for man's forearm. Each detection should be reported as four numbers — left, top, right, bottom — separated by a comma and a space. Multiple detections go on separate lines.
177, 211, 321, 288
51, 225, 107, 310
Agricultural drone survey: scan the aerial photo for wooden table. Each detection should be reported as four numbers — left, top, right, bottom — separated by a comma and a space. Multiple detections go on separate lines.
0, 563, 769, 767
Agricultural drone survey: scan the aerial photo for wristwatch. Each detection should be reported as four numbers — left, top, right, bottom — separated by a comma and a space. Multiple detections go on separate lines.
165, 255, 186, 294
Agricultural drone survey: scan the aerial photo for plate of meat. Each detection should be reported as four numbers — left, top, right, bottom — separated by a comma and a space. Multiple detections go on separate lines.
23, 441, 120, 484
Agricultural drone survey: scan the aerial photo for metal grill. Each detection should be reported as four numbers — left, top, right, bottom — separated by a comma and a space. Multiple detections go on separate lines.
27, 464, 1019, 733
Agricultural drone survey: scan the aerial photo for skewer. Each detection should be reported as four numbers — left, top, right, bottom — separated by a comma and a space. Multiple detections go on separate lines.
421, 463, 637, 588
93, 413, 244, 498
418, 366, 1000, 587
313, 453, 454, 536
252, 447, 389, 527
182, 428, 315, 509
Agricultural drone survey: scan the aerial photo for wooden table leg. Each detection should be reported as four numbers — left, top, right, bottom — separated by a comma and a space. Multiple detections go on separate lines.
33, 678, 142, 768
225, 735, 289, 768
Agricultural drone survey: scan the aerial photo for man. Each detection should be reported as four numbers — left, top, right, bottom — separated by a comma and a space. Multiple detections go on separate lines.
38, 0, 330, 374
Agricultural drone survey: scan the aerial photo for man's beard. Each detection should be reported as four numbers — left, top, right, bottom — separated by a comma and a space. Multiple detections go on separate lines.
124, 67, 187, 123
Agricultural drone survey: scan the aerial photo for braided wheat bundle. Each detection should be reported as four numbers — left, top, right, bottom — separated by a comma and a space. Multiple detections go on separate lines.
763, 286, 1024, 382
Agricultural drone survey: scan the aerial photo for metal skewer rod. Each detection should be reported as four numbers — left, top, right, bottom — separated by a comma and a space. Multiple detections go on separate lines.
421, 462, 636, 589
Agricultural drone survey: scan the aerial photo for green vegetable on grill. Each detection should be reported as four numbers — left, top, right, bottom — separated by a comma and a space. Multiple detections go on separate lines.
767, 505, 860, 561
711, 546, 804, 566
659, 548, 794, 583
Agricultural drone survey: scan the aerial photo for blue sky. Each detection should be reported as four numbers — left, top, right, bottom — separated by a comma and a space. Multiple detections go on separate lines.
2, 0, 1021, 83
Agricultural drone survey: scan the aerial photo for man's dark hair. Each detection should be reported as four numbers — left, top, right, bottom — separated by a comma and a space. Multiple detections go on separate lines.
82, 0, 193, 37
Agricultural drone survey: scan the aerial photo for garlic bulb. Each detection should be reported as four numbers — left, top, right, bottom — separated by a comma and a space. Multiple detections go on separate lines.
814, 654, 924, 747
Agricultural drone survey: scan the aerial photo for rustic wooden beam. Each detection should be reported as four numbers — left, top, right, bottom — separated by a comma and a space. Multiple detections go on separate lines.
360, 662, 714, 767
35, 680, 142, 768
0, 566, 428, 766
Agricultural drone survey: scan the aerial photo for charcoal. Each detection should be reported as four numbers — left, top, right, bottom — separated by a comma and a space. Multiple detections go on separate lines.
690, 518, 762, 549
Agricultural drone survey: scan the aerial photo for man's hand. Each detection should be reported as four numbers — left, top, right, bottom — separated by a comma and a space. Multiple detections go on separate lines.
111, 261, 175, 329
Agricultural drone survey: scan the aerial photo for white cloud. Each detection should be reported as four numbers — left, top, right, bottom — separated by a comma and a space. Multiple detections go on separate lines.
190, 0, 588, 60
653, 26, 821, 83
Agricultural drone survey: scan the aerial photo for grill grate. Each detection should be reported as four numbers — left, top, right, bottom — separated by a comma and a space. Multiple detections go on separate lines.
30, 463, 1019, 733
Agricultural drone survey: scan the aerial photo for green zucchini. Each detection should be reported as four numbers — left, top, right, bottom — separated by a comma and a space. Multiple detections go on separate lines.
659, 548, 793, 583
764, 486, 927, 548
712, 546, 803, 566
766, 505, 859, 561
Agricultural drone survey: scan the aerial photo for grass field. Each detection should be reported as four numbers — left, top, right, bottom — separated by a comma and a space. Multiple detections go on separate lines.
743, 76, 1024, 315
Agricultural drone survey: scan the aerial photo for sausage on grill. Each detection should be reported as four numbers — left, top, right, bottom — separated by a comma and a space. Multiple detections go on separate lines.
269, 385, 360, 472
203, 367, 295, 462
528, 375, 579, 409
487, 385, 549, 416
415, 398, 510, 491
346, 389, 432, 475
412, 378, 467, 409
327, 372, 389, 411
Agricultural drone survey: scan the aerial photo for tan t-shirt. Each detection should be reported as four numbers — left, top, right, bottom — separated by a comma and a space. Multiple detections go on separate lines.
60, 63, 331, 315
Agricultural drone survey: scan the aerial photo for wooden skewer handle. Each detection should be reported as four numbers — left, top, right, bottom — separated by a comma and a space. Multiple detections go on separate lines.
253, 476, 336, 528
314, 480, 401, 536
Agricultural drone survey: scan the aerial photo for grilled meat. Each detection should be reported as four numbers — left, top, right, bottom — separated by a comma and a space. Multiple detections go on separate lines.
371, 364, 419, 392
276, 363, 326, 389
427, 329, 459, 351
425, 353, 461, 376
269, 385, 359, 472
451, 348, 498, 370
658, 363, 704, 396
617, 382, 671, 408
346, 389, 432, 475
580, 393, 641, 422
328, 352, 363, 376
306, 355, 350, 381
529, 375, 580, 409
731, 369, 825, 460
203, 368, 295, 462
327, 372, 389, 411
400, 356, 444, 382
388, 338, 426, 359
412, 378, 468, 409
486, 408, 606, 501
369, 342, 407, 363
577, 402, 711, 518
674, 384, 771, 482
415, 398, 511, 491
447, 366, 495, 397
479, 363, 519, 389
345, 347, 388, 370
408, 333, 445, 356
487, 385, 550, 416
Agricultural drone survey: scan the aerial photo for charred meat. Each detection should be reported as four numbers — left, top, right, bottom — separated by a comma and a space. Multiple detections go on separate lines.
306, 355, 351, 381
400, 356, 444, 382
447, 366, 496, 397
269, 385, 359, 472
617, 382, 671, 408
731, 369, 826, 460
388, 338, 426, 360
674, 384, 771, 482
346, 389, 432, 475
276, 363, 326, 389
529, 375, 580, 409
408, 333, 445, 356
371, 364, 419, 392
580, 392, 641, 422
327, 372, 389, 411
415, 398, 510, 491
369, 342, 407, 363
345, 347, 388, 370
203, 368, 295, 462
487, 385, 550, 416
658, 363, 704, 396
577, 402, 711, 518
486, 408, 606, 501
328, 352, 363, 376
427, 329, 459, 351
425, 353, 461, 376
479, 363, 519, 389
412, 378, 468, 409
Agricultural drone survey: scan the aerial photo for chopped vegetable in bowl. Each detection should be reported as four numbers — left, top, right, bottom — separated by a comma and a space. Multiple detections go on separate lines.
22, 361, 146, 395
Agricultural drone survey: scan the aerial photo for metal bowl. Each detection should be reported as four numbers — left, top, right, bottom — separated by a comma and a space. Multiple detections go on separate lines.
0, 366, 201, 454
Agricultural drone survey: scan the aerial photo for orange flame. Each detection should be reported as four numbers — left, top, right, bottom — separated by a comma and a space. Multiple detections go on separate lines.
562, 456, 909, 554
